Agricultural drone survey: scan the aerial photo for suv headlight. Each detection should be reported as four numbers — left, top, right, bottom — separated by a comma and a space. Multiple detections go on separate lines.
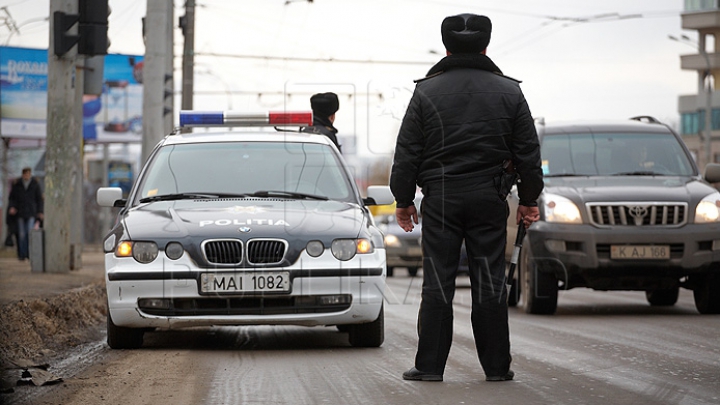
543, 193, 582, 224
695, 192, 720, 223
384, 234, 401, 247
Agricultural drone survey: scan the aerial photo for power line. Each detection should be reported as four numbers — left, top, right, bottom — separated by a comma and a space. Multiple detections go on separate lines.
194, 51, 436, 66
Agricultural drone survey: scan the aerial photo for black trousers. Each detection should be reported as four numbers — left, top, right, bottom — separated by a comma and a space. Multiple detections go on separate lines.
415, 184, 511, 377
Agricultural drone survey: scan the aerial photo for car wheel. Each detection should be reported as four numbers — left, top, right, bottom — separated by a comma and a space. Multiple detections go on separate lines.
693, 274, 720, 314
521, 239, 558, 315
387, 267, 395, 277
407, 267, 419, 277
348, 305, 384, 347
646, 286, 679, 306
107, 309, 144, 349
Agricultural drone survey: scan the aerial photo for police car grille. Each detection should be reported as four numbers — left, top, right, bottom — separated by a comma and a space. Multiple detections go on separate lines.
247, 240, 286, 265
587, 203, 687, 227
204, 240, 243, 265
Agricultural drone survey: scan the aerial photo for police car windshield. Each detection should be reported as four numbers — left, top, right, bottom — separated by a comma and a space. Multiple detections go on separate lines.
136, 142, 354, 203
540, 132, 695, 177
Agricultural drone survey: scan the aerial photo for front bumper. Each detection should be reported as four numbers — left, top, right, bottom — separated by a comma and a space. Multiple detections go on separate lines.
526, 221, 720, 289
106, 250, 386, 329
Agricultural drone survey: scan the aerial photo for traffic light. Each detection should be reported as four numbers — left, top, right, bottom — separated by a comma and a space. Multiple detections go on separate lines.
53, 0, 109, 57
78, 0, 109, 56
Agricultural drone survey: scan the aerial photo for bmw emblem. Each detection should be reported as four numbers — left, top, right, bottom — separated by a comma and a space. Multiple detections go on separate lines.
238, 226, 251, 233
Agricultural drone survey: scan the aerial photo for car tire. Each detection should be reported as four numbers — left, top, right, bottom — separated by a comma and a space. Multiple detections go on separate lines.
387, 267, 395, 277
348, 305, 384, 347
693, 274, 720, 314
407, 267, 419, 277
645, 286, 679, 306
521, 240, 558, 315
107, 309, 144, 349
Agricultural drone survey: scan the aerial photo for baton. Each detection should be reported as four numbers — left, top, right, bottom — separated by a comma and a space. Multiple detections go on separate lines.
506, 223, 527, 299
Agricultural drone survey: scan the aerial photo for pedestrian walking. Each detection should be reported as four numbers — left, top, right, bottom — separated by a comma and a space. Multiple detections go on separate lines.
390, 13, 544, 382
303, 92, 342, 152
7, 167, 44, 261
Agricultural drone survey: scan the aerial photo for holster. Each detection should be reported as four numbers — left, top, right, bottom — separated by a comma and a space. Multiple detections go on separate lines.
497, 160, 518, 200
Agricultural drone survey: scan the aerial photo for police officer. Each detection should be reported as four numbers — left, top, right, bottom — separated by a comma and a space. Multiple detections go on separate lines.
303, 92, 342, 152
390, 13, 544, 382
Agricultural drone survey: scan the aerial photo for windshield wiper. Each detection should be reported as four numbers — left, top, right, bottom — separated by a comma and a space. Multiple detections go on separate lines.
249, 190, 329, 201
611, 171, 664, 176
139, 192, 245, 203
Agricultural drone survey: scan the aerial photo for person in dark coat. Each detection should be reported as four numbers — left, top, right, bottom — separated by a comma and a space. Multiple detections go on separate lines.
390, 13, 544, 382
7, 167, 44, 261
303, 92, 342, 152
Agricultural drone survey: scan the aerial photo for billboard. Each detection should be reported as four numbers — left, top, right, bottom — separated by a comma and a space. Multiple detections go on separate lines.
0, 46, 143, 143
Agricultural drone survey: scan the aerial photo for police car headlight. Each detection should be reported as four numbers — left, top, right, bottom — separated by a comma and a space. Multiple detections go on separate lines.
331, 238, 374, 261
165, 242, 185, 260
695, 192, 720, 223
306, 240, 325, 257
115, 241, 159, 263
384, 234, 401, 247
543, 194, 582, 224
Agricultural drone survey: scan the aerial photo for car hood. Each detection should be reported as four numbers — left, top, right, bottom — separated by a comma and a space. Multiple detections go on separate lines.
121, 199, 365, 241
544, 176, 715, 203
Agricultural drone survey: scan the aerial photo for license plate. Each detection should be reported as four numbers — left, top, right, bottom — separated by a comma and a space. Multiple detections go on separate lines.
201, 272, 290, 293
610, 245, 670, 260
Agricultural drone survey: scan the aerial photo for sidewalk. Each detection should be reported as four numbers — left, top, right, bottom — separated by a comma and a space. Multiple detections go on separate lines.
0, 245, 106, 307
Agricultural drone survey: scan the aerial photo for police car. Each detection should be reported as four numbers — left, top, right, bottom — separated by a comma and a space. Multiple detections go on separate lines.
96, 110, 394, 349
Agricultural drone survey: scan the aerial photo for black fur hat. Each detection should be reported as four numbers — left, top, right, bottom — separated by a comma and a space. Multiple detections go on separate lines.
310, 92, 339, 118
441, 14, 492, 54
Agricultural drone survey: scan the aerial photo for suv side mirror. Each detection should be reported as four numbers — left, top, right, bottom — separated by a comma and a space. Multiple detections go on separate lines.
364, 185, 395, 206
704, 163, 720, 184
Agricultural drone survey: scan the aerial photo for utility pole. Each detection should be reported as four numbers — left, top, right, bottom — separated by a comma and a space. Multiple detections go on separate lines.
142, 0, 173, 164
180, 0, 195, 132
45, 0, 81, 273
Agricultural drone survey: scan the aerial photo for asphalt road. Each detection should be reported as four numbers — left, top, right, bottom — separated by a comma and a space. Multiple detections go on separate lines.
6, 274, 719, 405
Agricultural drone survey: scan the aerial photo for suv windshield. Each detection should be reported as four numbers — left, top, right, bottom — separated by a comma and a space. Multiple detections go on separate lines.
541, 132, 695, 177
136, 141, 355, 203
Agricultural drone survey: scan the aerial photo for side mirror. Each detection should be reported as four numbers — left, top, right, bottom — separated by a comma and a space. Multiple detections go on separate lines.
97, 187, 125, 207
364, 185, 395, 206
704, 163, 720, 184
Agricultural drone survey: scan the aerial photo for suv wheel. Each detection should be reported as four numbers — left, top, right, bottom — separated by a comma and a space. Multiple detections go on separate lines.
348, 305, 384, 347
645, 286, 679, 306
107, 309, 144, 349
521, 242, 558, 315
387, 267, 395, 277
407, 267, 419, 277
694, 274, 720, 314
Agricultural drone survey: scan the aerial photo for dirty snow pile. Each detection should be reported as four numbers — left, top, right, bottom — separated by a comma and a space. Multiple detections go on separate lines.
0, 283, 106, 366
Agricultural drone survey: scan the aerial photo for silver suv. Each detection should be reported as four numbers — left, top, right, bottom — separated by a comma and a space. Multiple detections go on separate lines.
507, 117, 720, 314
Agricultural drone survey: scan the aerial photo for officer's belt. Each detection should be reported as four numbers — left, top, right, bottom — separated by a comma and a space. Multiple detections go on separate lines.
421, 174, 498, 197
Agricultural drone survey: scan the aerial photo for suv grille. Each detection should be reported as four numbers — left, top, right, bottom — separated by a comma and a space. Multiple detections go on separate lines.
204, 240, 243, 265
247, 239, 287, 265
587, 203, 687, 227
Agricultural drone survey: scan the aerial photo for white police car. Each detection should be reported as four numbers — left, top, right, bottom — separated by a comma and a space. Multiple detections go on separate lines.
96, 110, 394, 349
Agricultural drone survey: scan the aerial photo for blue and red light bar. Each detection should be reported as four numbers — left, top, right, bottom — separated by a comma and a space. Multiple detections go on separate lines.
179, 110, 313, 127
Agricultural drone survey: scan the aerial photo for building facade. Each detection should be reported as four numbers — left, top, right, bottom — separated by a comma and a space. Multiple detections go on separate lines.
678, 0, 720, 170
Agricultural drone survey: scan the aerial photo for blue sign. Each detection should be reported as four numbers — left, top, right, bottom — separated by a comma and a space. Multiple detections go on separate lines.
1, 46, 144, 143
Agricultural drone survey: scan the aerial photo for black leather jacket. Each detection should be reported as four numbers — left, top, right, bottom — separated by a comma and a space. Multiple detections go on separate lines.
390, 53, 543, 207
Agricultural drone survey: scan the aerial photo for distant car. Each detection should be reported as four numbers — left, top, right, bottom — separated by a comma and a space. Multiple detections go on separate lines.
377, 194, 469, 277
96, 110, 394, 349
506, 117, 720, 314
376, 214, 422, 277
